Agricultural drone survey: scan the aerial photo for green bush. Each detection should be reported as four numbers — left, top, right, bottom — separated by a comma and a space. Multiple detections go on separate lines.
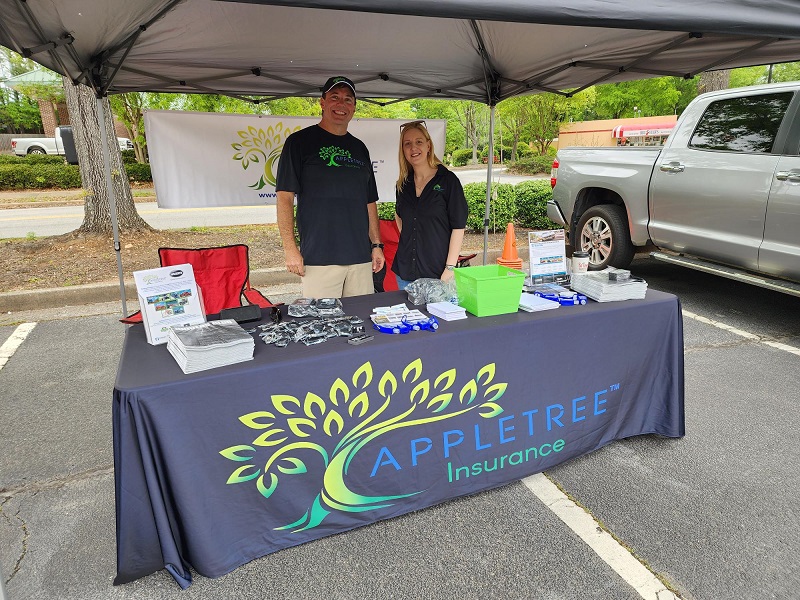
377, 201, 396, 220
514, 145, 535, 159
124, 162, 152, 183
506, 155, 554, 176
480, 145, 513, 162
451, 148, 475, 167
121, 149, 137, 164
0, 154, 65, 165
462, 179, 557, 233
463, 182, 516, 232
25, 154, 66, 165
514, 179, 560, 230
0, 163, 81, 189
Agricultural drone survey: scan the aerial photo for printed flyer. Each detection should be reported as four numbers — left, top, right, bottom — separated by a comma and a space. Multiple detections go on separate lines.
132, 264, 206, 345
528, 229, 568, 281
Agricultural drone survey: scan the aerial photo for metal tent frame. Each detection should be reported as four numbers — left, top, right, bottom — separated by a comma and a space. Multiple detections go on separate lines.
2, 0, 800, 314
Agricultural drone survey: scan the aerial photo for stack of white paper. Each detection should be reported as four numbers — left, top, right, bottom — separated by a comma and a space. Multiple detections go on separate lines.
167, 319, 255, 374
426, 302, 467, 321
571, 271, 647, 302
519, 292, 560, 312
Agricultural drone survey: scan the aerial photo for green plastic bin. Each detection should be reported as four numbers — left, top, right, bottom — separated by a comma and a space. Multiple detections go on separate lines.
454, 265, 526, 317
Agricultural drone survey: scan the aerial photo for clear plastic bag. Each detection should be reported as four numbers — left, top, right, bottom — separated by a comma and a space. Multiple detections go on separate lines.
405, 278, 458, 305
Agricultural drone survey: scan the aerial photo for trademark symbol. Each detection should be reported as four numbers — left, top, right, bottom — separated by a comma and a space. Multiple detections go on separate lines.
610, 383, 620, 391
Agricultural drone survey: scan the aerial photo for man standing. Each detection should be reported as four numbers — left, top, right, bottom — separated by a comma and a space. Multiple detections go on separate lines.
275, 76, 384, 298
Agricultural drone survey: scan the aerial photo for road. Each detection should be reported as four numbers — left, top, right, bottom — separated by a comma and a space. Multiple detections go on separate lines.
0, 169, 546, 238
1, 258, 799, 599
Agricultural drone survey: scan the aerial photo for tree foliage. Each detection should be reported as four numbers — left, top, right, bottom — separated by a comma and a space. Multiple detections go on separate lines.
0, 46, 46, 132
451, 101, 488, 164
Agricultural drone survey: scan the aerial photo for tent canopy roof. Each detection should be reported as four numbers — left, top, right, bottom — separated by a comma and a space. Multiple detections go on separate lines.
2, 0, 800, 104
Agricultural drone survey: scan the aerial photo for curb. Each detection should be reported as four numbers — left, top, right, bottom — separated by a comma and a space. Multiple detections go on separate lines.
0, 267, 296, 313
0, 248, 527, 313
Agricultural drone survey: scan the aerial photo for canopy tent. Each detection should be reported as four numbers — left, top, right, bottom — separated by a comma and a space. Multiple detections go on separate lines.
3, 1, 800, 103
2, 0, 800, 314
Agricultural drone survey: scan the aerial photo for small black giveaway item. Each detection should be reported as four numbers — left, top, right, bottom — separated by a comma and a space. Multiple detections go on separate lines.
219, 304, 262, 323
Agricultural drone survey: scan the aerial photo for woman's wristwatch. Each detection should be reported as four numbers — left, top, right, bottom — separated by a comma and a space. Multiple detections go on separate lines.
371, 243, 384, 249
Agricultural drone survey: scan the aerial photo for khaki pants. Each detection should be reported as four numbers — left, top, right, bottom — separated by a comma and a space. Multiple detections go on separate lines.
302, 263, 374, 298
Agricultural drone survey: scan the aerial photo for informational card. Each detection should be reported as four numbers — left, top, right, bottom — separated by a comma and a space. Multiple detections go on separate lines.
528, 229, 568, 282
133, 264, 206, 345
370, 304, 428, 326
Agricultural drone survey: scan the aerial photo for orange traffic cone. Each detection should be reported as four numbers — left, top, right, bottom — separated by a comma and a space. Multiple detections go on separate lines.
496, 223, 523, 270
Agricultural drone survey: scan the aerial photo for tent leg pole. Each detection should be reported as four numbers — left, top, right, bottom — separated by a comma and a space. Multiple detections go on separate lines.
96, 96, 128, 317
1, 565, 8, 600
482, 105, 496, 265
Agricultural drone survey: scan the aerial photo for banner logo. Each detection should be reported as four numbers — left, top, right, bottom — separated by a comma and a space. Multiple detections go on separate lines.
231, 123, 300, 190
219, 359, 507, 532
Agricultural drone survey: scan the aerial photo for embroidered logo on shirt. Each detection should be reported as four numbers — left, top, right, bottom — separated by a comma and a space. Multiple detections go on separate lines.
319, 146, 367, 168
433, 184, 444, 191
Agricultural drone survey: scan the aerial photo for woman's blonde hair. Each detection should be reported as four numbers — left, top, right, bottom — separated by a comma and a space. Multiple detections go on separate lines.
396, 121, 442, 192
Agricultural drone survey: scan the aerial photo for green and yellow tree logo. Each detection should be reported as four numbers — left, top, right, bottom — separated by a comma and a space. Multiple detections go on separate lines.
319, 145, 350, 166
219, 358, 507, 532
231, 123, 300, 190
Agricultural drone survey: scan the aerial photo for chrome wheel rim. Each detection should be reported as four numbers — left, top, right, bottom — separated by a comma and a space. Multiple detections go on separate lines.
580, 216, 612, 266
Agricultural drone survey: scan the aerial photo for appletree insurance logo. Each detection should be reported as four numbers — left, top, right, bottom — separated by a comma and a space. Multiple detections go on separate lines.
319, 145, 350, 166
231, 123, 300, 190
219, 358, 507, 532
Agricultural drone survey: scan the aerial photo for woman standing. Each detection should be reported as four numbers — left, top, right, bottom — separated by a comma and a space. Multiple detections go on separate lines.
392, 121, 468, 290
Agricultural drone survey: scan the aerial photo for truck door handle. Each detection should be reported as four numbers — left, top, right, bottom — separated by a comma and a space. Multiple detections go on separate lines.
775, 170, 800, 182
659, 162, 685, 173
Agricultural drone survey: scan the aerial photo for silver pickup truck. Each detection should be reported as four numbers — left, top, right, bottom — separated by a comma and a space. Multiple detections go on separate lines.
11, 125, 132, 156
548, 82, 800, 296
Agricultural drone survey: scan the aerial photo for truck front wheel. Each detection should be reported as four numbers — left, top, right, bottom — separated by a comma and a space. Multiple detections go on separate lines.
27, 147, 46, 155
575, 205, 635, 270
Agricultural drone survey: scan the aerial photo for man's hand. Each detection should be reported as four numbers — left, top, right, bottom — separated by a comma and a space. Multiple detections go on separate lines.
285, 246, 305, 277
372, 247, 385, 273
440, 268, 455, 283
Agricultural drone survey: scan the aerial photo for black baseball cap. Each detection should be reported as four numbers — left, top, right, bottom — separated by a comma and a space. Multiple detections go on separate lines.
321, 76, 356, 97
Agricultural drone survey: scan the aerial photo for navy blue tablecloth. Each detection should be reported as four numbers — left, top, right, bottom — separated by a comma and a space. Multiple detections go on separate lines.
113, 290, 684, 588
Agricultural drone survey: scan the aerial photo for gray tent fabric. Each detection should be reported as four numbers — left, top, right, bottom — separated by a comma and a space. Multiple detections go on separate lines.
2, 0, 800, 104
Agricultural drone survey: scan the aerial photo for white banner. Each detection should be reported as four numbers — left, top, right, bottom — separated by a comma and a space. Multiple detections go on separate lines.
144, 110, 446, 208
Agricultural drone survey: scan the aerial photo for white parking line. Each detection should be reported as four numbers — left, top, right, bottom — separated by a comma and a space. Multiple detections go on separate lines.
523, 473, 679, 600
682, 310, 800, 357
0, 322, 36, 371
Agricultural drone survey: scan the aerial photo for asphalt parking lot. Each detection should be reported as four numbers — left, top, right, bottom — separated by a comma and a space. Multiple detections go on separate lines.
1, 259, 799, 599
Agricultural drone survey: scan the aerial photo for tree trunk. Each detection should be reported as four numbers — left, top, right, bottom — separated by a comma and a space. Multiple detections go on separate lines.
698, 70, 731, 95
62, 77, 152, 235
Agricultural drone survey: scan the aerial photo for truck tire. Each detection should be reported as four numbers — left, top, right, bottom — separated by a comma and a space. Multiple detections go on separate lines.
575, 204, 635, 270
27, 147, 46, 155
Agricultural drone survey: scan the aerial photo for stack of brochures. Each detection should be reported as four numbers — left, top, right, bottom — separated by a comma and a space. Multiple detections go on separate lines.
570, 269, 648, 302
426, 301, 467, 321
519, 292, 560, 312
167, 319, 255, 374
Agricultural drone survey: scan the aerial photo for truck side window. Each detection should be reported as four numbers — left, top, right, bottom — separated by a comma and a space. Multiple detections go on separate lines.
688, 92, 793, 153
